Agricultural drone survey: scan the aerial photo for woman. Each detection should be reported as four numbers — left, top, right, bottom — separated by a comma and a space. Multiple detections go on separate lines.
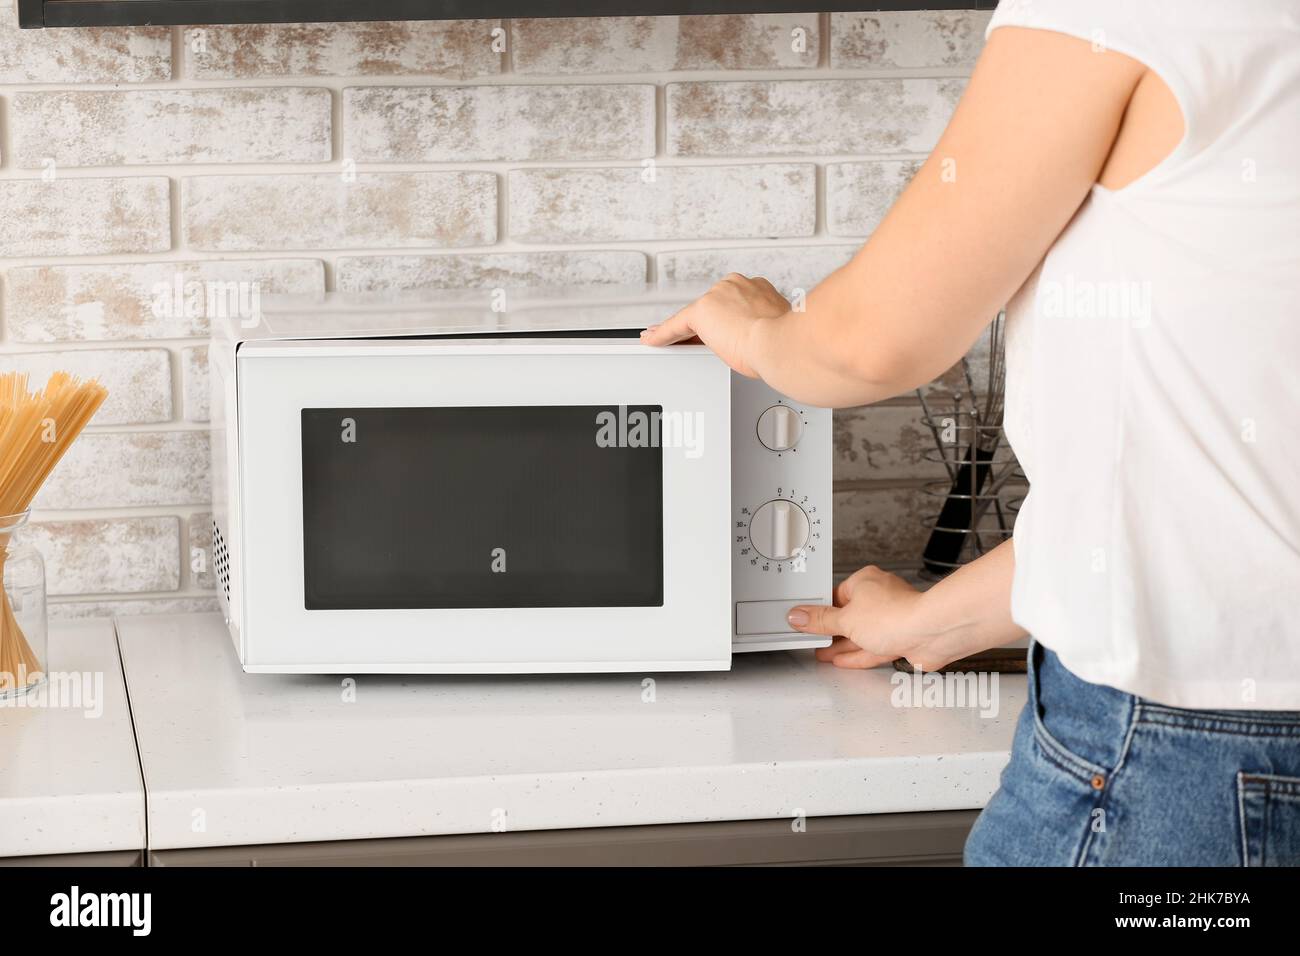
643, 0, 1300, 866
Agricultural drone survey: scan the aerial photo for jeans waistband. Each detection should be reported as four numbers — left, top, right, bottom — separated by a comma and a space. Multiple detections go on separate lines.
1031, 639, 1300, 754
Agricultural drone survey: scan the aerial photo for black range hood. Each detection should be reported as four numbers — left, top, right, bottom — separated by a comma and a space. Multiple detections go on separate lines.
18, 0, 991, 29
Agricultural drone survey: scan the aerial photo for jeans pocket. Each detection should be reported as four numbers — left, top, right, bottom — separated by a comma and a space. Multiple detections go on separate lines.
1028, 641, 1112, 787
1238, 773, 1300, 866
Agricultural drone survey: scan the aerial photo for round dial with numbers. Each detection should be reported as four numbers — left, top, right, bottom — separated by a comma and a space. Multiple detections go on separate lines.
736, 487, 823, 570
748, 499, 810, 561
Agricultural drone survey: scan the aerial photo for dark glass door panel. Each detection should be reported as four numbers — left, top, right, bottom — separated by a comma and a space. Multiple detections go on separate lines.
301, 406, 663, 610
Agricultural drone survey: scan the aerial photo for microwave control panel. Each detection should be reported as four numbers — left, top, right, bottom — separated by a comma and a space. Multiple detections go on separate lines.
730, 373, 833, 652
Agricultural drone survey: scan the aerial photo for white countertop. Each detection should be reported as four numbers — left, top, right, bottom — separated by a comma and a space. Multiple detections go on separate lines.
118, 612, 1023, 851
0, 620, 145, 858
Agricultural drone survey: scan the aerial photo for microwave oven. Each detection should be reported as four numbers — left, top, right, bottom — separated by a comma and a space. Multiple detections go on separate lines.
209, 285, 832, 673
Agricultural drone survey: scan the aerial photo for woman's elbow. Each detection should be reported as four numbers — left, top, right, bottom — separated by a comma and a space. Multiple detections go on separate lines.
839, 347, 951, 403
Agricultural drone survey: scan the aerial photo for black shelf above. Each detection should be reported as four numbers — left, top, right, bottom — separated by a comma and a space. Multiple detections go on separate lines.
19, 0, 994, 29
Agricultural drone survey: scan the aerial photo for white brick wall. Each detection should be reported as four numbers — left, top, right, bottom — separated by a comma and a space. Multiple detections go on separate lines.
342, 84, 656, 162
509, 164, 817, 242
0, 11, 993, 617
11, 88, 333, 166
5, 259, 324, 340
665, 78, 963, 156
0, 177, 171, 257
183, 171, 500, 250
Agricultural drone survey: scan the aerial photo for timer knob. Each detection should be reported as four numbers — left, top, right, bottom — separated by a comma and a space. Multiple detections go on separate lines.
757, 404, 803, 451
749, 500, 811, 561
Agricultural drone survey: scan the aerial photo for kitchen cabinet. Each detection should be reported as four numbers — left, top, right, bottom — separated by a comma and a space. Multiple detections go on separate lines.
150, 811, 978, 866
0, 850, 143, 866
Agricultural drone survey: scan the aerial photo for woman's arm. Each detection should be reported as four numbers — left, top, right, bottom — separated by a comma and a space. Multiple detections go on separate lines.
642, 27, 1148, 407
790, 538, 1027, 671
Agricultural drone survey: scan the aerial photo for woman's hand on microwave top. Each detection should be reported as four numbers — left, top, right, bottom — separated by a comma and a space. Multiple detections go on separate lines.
639, 274, 792, 378
646, 28, 1147, 409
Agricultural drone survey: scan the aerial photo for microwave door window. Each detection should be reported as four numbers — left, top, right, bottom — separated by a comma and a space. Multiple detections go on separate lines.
300, 407, 664, 609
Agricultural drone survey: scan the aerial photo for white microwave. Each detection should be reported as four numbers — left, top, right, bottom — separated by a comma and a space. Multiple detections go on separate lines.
209, 285, 832, 673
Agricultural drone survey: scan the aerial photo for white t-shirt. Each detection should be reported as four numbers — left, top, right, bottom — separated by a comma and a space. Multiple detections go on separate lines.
988, 0, 1300, 708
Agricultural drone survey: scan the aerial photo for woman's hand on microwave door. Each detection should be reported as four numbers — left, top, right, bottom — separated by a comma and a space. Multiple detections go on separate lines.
639, 274, 792, 378
790, 539, 1029, 672
789, 566, 930, 670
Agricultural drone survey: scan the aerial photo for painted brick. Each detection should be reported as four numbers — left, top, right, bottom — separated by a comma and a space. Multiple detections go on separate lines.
830, 11, 992, 69
49, 597, 220, 620
4, 349, 172, 426
0, 178, 170, 258
826, 160, 922, 236
343, 84, 654, 162
833, 486, 933, 567
509, 165, 815, 243
185, 20, 501, 79
181, 346, 209, 423
33, 432, 210, 510
338, 251, 648, 292
184, 172, 497, 251
667, 79, 963, 157
12, 88, 332, 168
834, 405, 948, 483
3, 259, 325, 343
0, 4, 170, 84
187, 512, 216, 590
27, 517, 181, 596
657, 245, 857, 296
833, 481, 1022, 572
512, 15, 818, 74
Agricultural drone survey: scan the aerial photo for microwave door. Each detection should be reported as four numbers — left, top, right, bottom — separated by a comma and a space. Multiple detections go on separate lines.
232, 338, 731, 672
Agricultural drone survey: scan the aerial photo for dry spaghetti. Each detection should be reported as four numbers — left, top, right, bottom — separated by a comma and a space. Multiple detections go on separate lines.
0, 371, 108, 693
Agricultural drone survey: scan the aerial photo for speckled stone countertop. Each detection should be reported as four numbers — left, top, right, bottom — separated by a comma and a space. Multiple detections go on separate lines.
0, 620, 145, 858
117, 612, 1023, 851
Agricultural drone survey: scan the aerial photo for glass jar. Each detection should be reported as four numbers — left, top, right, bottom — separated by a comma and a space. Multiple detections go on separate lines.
0, 510, 47, 699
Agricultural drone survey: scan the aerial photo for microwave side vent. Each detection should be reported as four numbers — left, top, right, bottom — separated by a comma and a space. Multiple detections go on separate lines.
209, 337, 244, 663
212, 518, 231, 604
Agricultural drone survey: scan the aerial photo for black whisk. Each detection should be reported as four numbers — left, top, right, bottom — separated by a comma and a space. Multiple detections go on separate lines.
920, 313, 1007, 575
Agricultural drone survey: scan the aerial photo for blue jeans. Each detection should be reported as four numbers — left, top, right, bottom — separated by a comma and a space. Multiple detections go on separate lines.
965, 640, 1300, 866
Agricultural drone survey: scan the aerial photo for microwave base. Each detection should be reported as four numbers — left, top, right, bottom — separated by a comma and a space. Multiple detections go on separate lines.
234, 657, 730, 675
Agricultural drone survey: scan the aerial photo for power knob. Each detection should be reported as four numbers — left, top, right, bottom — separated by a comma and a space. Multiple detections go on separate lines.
756, 404, 803, 451
749, 500, 811, 561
